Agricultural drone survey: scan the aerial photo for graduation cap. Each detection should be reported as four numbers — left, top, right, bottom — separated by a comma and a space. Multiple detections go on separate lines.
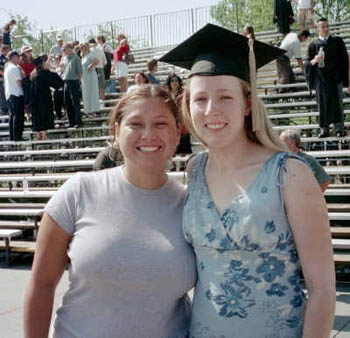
159, 23, 285, 83
160, 23, 285, 133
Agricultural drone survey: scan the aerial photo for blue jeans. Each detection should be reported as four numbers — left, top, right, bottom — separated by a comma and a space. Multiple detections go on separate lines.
7, 95, 24, 141
105, 79, 116, 94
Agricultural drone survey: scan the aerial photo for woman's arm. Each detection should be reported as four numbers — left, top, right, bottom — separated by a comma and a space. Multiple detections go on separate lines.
24, 213, 72, 338
284, 159, 336, 338
88, 57, 99, 72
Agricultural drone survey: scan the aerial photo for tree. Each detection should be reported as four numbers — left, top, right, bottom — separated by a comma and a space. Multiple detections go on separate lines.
211, 0, 275, 34
315, 0, 350, 22
211, 0, 350, 34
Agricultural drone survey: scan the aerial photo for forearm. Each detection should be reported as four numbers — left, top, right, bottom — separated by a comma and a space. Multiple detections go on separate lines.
297, 59, 305, 72
302, 288, 335, 338
24, 281, 56, 338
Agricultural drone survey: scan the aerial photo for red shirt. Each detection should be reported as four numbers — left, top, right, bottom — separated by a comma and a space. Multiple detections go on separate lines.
20, 63, 35, 76
113, 44, 130, 62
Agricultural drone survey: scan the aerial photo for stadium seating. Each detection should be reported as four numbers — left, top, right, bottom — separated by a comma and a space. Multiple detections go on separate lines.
0, 21, 349, 269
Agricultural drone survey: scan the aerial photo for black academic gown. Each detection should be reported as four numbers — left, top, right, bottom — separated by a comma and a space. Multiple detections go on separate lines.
273, 0, 293, 35
30, 70, 64, 132
305, 36, 349, 128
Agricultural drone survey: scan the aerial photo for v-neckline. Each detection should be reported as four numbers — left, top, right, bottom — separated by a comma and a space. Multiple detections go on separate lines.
202, 151, 281, 218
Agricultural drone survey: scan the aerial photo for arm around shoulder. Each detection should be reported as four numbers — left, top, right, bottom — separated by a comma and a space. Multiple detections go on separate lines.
283, 159, 335, 338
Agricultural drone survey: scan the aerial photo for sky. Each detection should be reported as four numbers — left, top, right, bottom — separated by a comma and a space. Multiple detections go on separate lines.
0, 0, 219, 30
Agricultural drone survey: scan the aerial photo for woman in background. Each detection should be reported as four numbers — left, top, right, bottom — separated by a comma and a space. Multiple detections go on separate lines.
112, 34, 130, 93
127, 71, 149, 93
80, 43, 100, 115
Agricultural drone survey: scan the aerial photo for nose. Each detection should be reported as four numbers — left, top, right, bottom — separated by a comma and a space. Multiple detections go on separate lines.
141, 124, 157, 140
204, 98, 219, 117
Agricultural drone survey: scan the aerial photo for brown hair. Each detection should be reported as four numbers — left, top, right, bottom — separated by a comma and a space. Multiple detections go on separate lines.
147, 58, 158, 72
109, 85, 181, 140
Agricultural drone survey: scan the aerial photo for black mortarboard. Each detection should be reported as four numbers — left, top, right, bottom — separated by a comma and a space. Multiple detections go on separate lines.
159, 23, 285, 83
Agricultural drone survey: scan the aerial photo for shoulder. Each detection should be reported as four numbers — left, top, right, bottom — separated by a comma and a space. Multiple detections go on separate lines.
166, 176, 186, 199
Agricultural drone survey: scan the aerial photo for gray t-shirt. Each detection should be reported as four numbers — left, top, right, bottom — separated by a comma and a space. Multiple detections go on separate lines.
45, 166, 196, 338
297, 151, 331, 184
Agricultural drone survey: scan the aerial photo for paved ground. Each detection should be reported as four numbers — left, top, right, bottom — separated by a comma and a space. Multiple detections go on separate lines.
1, 255, 349, 337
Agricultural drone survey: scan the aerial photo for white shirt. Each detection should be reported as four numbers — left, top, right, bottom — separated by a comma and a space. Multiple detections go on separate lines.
4, 62, 23, 99
102, 42, 114, 54
297, 0, 312, 9
90, 45, 107, 69
319, 35, 329, 42
50, 44, 63, 56
280, 32, 302, 59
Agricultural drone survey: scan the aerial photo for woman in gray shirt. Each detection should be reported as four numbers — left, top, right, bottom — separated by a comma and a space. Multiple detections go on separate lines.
24, 85, 196, 338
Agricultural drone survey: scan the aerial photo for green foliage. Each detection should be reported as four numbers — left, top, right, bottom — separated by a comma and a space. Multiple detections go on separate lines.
211, 0, 350, 33
211, 0, 275, 33
315, 0, 350, 22
10, 14, 42, 54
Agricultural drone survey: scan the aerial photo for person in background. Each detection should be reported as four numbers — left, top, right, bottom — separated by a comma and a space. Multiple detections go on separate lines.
24, 85, 196, 338
280, 129, 331, 192
73, 41, 81, 58
295, 0, 315, 32
273, 0, 295, 37
242, 24, 256, 40
0, 44, 10, 118
146, 58, 160, 84
61, 43, 82, 128
50, 36, 64, 57
94, 142, 124, 171
80, 43, 100, 115
88, 38, 107, 105
276, 30, 310, 90
3, 19, 16, 48
112, 34, 130, 93
166, 72, 192, 156
19, 46, 35, 120
305, 17, 349, 138
127, 71, 149, 93
30, 55, 64, 140
4, 51, 24, 141
97, 35, 114, 94
346, 52, 350, 95
46, 54, 65, 121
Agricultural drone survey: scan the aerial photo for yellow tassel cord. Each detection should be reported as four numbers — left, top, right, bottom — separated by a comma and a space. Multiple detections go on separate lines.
248, 37, 264, 133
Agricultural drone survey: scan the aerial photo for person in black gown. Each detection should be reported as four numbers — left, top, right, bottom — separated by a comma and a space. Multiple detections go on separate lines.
273, 0, 294, 36
30, 56, 64, 140
305, 17, 349, 138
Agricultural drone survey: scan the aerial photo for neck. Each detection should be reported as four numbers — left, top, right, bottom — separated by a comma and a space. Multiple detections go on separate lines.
123, 163, 168, 190
207, 136, 261, 172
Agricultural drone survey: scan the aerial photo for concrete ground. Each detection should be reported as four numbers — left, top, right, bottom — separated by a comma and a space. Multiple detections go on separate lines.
0, 255, 349, 338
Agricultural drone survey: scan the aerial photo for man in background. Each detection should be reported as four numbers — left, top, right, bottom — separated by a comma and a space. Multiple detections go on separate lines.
306, 17, 349, 138
146, 58, 160, 84
61, 43, 82, 128
276, 30, 310, 91
280, 129, 331, 192
3, 19, 16, 48
50, 36, 64, 57
295, 0, 315, 32
4, 51, 24, 141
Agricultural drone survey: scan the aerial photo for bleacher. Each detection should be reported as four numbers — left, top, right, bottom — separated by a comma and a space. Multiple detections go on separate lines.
0, 21, 349, 272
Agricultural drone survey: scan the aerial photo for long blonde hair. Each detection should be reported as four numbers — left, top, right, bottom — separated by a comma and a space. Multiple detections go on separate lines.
181, 38, 287, 152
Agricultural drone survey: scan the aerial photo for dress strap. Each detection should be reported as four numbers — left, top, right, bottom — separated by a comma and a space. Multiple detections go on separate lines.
275, 152, 310, 207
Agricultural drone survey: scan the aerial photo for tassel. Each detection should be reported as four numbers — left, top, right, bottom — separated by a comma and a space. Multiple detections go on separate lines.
248, 37, 263, 132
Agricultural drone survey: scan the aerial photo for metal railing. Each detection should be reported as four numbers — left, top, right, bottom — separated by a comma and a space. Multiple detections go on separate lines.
12, 6, 225, 53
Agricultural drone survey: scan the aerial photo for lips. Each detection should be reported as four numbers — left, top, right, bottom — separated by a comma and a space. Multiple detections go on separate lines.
205, 122, 227, 130
137, 146, 162, 152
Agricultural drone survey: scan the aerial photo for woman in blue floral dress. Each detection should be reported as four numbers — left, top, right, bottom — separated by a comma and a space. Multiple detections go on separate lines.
161, 24, 335, 338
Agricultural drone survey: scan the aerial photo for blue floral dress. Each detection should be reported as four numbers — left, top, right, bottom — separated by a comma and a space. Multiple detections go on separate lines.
183, 151, 307, 338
